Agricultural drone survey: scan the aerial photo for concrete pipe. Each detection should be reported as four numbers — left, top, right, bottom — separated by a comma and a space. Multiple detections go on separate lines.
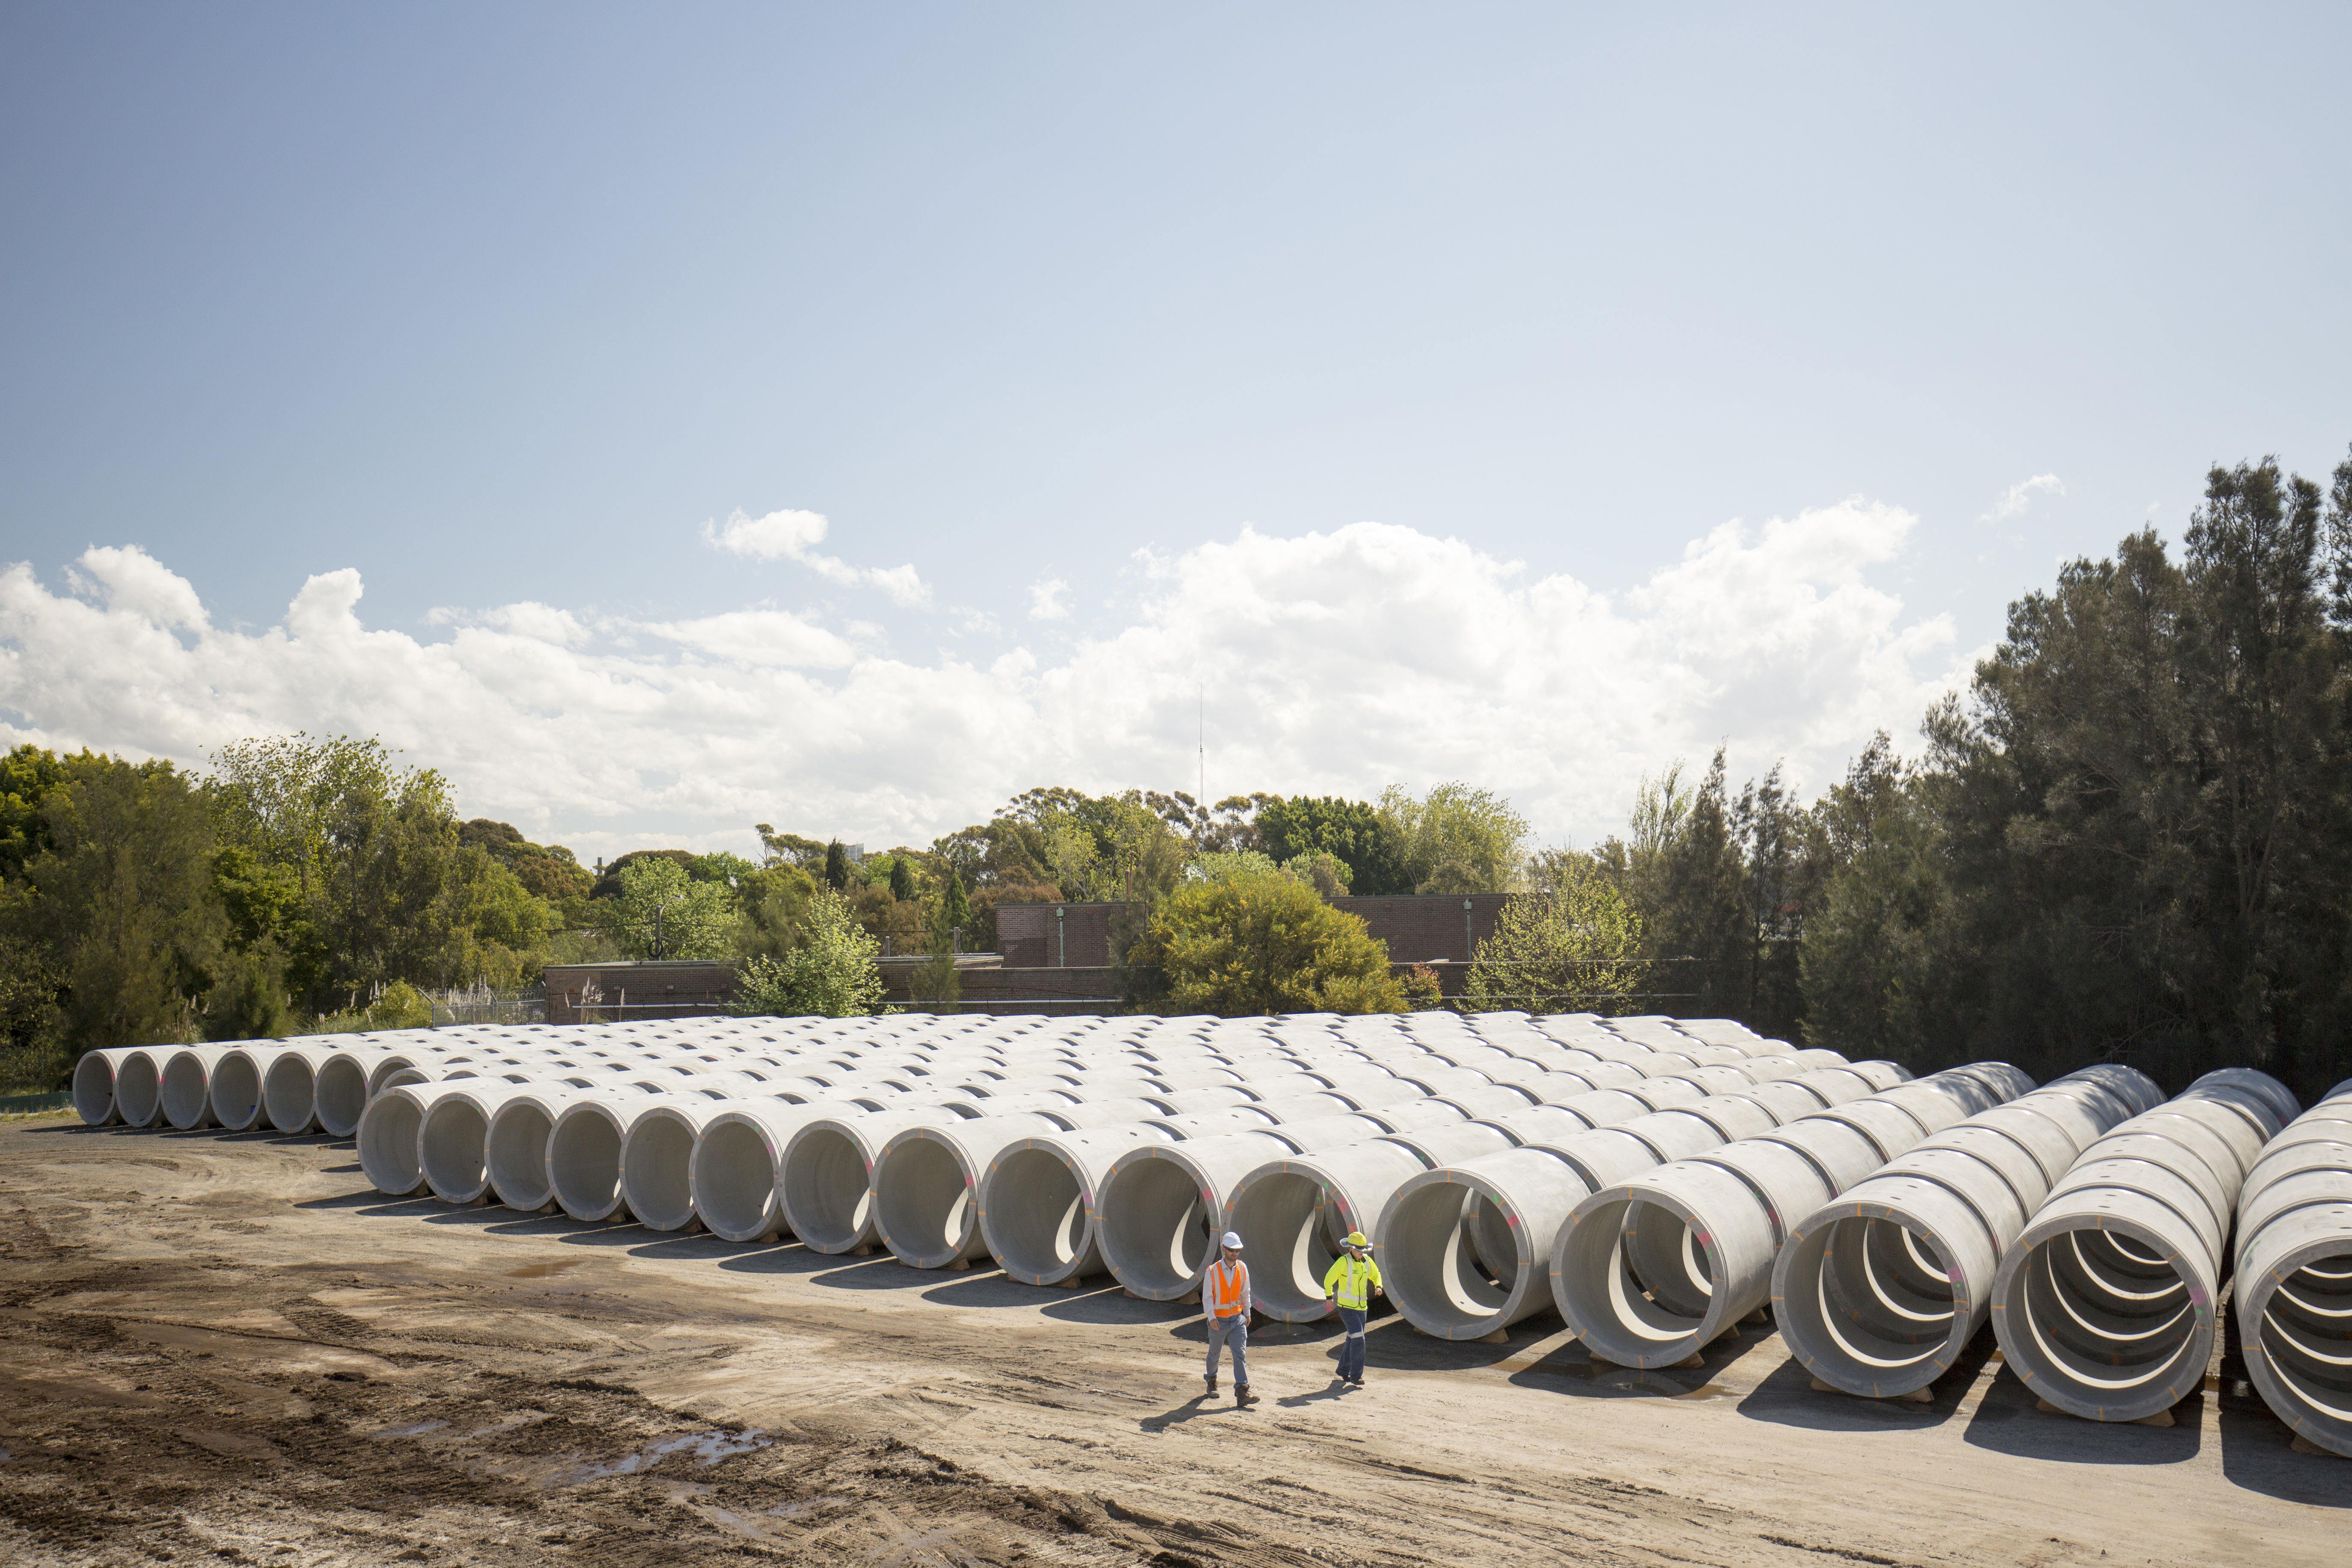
1222, 1139, 1433, 1321
1992, 1070, 2294, 1422
485, 1088, 590, 1212
1376, 1121, 1515, 1169
871, 1113, 1067, 1267
1355, 1099, 1469, 1135
1098, 1131, 1301, 1297
2234, 1093, 2352, 1455
688, 1101, 863, 1243
628, 1098, 766, 1228
159, 1045, 241, 1129
780, 1108, 962, 1253
111, 1047, 171, 1128
261, 1045, 341, 1133
420, 1081, 552, 1204
202, 1045, 280, 1132
978, 1125, 1169, 1286
547, 1093, 697, 1222
358, 1081, 470, 1196
1773, 1070, 2156, 1398
71, 1046, 146, 1125
1552, 1066, 2028, 1370
310, 1049, 391, 1133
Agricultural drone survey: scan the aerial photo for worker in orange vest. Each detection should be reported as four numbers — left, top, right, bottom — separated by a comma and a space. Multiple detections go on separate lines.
1202, 1231, 1256, 1407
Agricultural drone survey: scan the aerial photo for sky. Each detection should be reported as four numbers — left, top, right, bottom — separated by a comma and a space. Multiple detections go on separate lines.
3, 4, 2349, 863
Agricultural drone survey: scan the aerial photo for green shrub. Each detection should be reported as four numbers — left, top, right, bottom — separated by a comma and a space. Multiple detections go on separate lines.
731, 891, 885, 1019
1133, 873, 1403, 1017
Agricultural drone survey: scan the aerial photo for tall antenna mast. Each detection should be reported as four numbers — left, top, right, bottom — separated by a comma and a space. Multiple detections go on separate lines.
1197, 684, 1205, 809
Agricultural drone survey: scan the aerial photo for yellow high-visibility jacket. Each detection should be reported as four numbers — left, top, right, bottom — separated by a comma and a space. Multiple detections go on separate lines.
1322, 1252, 1382, 1310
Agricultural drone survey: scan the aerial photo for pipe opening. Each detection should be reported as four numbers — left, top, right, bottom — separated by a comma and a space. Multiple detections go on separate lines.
875, 1135, 970, 1264
212, 1054, 263, 1130
783, 1127, 873, 1251
487, 1105, 555, 1209
115, 1055, 162, 1127
2258, 1257, 2352, 1424
695, 1120, 780, 1239
549, 1110, 626, 1220
2007, 1228, 2202, 1402
624, 1116, 699, 1230
1099, 1159, 1213, 1296
359, 1097, 426, 1194
314, 1059, 370, 1137
987, 1147, 1087, 1279
420, 1100, 492, 1201
73, 1053, 116, 1125
1226, 1171, 1349, 1317
1782, 1216, 1954, 1379
1384, 1180, 1514, 1335
161, 1055, 215, 1129
263, 1056, 316, 1132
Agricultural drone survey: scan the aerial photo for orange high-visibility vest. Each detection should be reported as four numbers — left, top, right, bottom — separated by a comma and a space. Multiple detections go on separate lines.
1206, 1259, 1248, 1317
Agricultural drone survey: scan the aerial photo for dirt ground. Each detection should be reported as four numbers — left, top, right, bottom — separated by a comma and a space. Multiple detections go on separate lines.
0, 1116, 2345, 1568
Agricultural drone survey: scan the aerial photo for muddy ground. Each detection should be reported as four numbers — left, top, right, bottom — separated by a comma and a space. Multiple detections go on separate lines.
0, 1115, 2344, 1567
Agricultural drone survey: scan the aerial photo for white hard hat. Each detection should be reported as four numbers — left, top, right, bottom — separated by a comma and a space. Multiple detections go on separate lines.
1220, 1231, 1244, 1250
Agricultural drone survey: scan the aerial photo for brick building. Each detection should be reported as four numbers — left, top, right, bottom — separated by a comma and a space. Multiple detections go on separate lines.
995, 893, 1511, 969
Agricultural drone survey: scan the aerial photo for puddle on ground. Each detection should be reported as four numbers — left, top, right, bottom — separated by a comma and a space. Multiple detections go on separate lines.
505, 1259, 585, 1279
539, 1428, 773, 1487
372, 1420, 448, 1438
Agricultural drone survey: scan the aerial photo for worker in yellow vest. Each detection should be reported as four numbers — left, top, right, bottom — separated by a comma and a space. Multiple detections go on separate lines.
1322, 1231, 1382, 1387
1202, 1231, 1256, 1407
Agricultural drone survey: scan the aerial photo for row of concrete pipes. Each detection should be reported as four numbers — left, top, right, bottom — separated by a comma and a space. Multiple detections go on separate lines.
69, 1011, 2349, 1450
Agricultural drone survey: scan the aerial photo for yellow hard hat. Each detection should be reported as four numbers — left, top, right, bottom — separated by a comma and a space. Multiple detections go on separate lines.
1344, 1232, 1371, 1248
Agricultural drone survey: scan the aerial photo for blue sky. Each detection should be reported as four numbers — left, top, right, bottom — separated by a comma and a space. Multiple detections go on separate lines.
3, 5, 2349, 858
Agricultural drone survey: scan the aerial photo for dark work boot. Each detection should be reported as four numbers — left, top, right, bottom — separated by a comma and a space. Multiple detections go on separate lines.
1235, 1383, 1258, 1408
1203, 1375, 1216, 1397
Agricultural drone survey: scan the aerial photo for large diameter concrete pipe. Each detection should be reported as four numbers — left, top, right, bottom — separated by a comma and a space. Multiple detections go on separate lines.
421, 1081, 549, 1203
262, 1046, 341, 1133
72, 1046, 146, 1125
485, 1089, 589, 1211
312, 1048, 393, 1134
2234, 1089, 2352, 1455
872, 1114, 1066, 1268
209, 1045, 284, 1131
358, 1082, 470, 1196
781, 1108, 962, 1253
978, 1125, 1169, 1286
1223, 1139, 1433, 1321
1098, 1131, 1300, 1298
547, 1092, 701, 1222
625, 1098, 760, 1231
1991, 1069, 2295, 1422
1772, 1069, 2157, 1398
1552, 1066, 2030, 1369
112, 1047, 171, 1128
688, 1100, 864, 1243
158, 1046, 238, 1129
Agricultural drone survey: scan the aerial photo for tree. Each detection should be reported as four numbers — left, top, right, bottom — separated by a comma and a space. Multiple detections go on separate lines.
1130, 871, 1405, 1016
1376, 783, 1531, 893
823, 840, 850, 892
888, 854, 918, 901
16, 753, 226, 1053
1258, 795, 1411, 895
731, 890, 885, 1018
609, 857, 735, 961
1468, 868, 1647, 1015
1799, 733, 1952, 1056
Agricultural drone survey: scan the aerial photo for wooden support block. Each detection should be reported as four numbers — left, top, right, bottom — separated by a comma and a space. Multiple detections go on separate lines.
946, 1258, 970, 1272
1480, 1328, 1509, 1345
683, 1218, 705, 1235
1742, 1306, 1770, 1326
757, 1231, 779, 1245
1896, 1386, 1935, 1405
1674, 1351, 1705, 1370
850, 1244, 872, 1257
1810, 1376, 1838, 1394
1056, 1274, 1087, 1289
2292, 1434, 2341, 1457
2134, 1408, 2176, 1428
1179, 1290, 1200, 1305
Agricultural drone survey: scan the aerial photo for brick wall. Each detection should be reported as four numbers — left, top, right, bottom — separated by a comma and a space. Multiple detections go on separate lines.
993, 893, 1511, 967
995, 902, 1124, 968
543, 961, 736, 1023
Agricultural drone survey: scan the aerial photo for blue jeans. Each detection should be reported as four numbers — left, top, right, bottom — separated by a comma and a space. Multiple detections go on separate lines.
1337, 1306, 1368, 1381
1205, 1314, 1249, 1385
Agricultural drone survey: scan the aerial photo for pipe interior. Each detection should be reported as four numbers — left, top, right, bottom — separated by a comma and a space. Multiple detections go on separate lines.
1383, 1181, 1512, 1335
360, 1098, 425, 1194
783, 1127, 874, 1249
160, 1056, 212, 1128
1782, 1217, 1954, 1378
549, 1112, 625, 1218
2258, 1253, 2352, 1426
695, 1120, 780, 1238
625, 1117, 698, 1229
988, 1148, 1087, 1278
487, 1106, 555, 1208
314, 1060, 370, 1137
1100, 1160, 1213, 1295
420, 1101, 491, 1199
116, 1056, 161, 1126
263, 1057, 316, 1132
212, 1055, 263, 1129
875, 1136, 970, 1261
1226, 1170, 1349, 1316
2011, 1228, 2201, 1396
73, 1053, 118, 1124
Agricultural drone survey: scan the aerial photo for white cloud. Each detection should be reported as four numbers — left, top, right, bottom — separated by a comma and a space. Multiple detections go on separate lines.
0, 508, 1976, 853
700, 507, 933, 609
1028, 577, 1070, 620
1980, 473, 2065, 524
